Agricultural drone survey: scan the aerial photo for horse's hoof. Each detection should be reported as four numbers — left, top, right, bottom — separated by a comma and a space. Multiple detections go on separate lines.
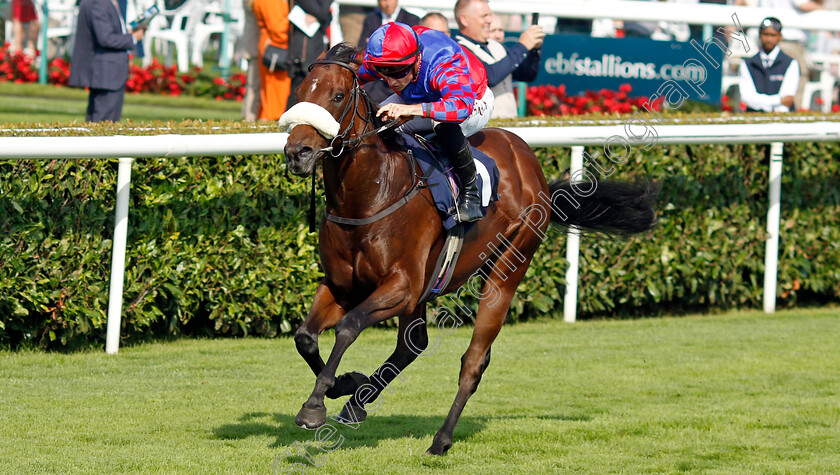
335, 401, 367, 424
294, 405, 327, 430
326, 371, 370, 399
424, 437, 452, 456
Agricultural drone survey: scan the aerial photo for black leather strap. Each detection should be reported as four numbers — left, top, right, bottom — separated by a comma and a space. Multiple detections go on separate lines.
325, 184, 422, 226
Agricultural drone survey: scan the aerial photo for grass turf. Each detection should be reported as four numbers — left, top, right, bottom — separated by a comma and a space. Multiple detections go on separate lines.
1, 308, 839, 474
0, 82, 241, 123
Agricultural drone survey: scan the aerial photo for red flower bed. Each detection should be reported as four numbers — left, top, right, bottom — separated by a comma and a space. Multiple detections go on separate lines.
0, 47, 42, 83
127, 59, 246, 100
0, 44, 246, 102
524, 83, 664, 116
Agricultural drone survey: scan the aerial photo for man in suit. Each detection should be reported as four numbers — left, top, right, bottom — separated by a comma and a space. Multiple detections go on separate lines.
739, 17, 800, 112
69, 0, 145, 122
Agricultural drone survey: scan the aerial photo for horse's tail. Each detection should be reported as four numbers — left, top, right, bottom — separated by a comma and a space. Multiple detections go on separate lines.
547, 178, 659, 236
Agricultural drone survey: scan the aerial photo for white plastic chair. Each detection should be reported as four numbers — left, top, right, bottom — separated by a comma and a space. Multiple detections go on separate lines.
190, 0, 243, 69
142, 0, 202, 72
27, 0, 78, 59
806, 53, 840, 112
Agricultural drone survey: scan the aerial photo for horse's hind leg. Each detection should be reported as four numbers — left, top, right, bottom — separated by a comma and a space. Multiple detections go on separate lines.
426, 250, 535, 456
337, 302, 429, 423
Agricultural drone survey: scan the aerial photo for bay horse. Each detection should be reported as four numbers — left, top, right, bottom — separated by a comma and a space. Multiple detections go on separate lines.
282, 43, 657, 456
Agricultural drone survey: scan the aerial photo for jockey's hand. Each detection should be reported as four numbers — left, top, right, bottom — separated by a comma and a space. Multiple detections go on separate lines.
377, 103, 423, 122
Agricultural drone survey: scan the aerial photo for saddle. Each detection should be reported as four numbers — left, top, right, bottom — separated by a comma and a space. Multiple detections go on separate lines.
396, 133, 500, 302
398, 133, 500, 231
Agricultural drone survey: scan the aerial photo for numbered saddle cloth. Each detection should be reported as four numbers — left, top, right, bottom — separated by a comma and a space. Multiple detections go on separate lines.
399, 133, 500, 230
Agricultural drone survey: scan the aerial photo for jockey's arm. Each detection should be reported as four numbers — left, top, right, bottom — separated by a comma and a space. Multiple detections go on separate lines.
376, 62, 478, 123
420, 61, 477, 122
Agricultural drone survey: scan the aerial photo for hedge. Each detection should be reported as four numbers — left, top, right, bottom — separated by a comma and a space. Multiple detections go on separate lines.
2, 118, 839, 350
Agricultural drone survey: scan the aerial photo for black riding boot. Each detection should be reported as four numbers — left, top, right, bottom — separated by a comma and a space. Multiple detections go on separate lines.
434, 123, 483, 223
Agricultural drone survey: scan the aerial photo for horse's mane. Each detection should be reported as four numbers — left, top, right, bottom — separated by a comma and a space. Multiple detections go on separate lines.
323, 43, 390, 135
324, 42, 362, 64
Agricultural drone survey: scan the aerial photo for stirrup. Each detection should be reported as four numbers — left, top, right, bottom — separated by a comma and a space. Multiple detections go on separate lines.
454, 182, 482, 223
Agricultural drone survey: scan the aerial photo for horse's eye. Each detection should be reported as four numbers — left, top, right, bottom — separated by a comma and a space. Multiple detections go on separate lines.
333, 93, 345, 103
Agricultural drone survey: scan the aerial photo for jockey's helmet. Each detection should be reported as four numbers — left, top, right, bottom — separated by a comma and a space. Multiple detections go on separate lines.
364, 22, 420, 77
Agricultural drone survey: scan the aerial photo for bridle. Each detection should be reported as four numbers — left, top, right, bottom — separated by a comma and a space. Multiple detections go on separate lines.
302, 59, 428, 229
307, 59, 400, 159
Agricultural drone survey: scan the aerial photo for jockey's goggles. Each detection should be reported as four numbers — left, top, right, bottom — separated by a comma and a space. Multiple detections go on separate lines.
373, 61, 416, 79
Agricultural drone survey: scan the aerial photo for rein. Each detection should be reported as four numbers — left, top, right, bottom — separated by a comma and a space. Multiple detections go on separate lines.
304, 59, 426, 229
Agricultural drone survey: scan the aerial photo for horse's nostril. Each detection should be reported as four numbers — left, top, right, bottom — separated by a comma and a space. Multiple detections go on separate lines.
298, 146, 314, 160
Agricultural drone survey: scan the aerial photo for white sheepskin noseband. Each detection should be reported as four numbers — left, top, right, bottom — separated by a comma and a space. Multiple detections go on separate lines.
278, 102, 341, 139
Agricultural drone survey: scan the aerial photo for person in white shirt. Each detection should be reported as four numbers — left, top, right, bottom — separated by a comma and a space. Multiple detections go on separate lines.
739, 17, 801, 112
757, 0, 823, 109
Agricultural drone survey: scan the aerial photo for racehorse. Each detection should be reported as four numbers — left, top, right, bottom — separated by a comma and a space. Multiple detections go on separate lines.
281, 43, 657, 456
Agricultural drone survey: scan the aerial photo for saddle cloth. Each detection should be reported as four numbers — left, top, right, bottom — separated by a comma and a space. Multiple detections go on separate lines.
399, 133, 500, 230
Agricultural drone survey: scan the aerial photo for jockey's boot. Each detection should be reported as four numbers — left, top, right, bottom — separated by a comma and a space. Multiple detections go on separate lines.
435, 122, 482, 223
450, 144, 483, 222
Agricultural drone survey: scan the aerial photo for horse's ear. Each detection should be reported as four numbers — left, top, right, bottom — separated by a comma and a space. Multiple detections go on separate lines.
316, 51, 327, 61
351, 53, 363, 71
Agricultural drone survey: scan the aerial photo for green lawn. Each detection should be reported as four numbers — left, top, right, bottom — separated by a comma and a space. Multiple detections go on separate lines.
0, 82, 241, 123
1, 308, 839, 474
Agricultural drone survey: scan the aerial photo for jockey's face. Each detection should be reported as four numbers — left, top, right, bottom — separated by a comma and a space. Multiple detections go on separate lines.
458, 0, 493, 43
383, 56, 419, 92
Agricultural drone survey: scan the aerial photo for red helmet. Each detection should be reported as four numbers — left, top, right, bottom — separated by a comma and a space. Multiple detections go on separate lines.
364, 22, 420, 67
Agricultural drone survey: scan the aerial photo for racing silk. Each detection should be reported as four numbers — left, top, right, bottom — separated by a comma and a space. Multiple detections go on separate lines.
359, 25, 488, 123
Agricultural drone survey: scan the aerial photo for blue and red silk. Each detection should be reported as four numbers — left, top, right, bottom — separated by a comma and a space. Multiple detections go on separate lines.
360, 24, 488, 123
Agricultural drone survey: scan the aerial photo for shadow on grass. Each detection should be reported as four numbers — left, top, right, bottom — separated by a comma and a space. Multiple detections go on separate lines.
213, 410, 486, 450
214, 409, 590, 454
214, 408, 594, 470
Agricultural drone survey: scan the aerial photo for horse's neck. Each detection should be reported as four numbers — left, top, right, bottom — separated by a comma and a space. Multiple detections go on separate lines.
323, 135, 412, 217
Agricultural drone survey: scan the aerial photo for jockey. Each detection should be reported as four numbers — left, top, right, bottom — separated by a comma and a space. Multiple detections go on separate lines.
358, 22, 494, 223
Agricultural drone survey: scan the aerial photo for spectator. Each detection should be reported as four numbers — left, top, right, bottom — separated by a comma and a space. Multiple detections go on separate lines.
238, 0, 260, 121
488, 14, 504, 42
758, 0, 824, 110
453, 0, 544, 119
739, 17, 800, 112
358, 0, 420, 50
624, 0, 689, 41
358, 0, 420, 104
253, 0, 291, 119
11, 0, 40, 57
68, 0, 145, 122
287, 0, 332, 109
339, 5, 370, 46
421, 12, 450, 36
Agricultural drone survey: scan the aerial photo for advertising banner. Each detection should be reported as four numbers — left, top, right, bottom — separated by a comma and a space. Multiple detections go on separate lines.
533, 34, 724, 104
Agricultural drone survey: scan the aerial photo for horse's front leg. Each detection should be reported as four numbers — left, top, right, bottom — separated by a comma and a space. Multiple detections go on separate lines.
294, 280, 345, 376
295, 271, 414, 429
294, 280, 370, 400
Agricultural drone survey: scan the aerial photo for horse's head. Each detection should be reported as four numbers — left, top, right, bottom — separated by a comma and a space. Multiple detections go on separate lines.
281, 43, 377, 177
